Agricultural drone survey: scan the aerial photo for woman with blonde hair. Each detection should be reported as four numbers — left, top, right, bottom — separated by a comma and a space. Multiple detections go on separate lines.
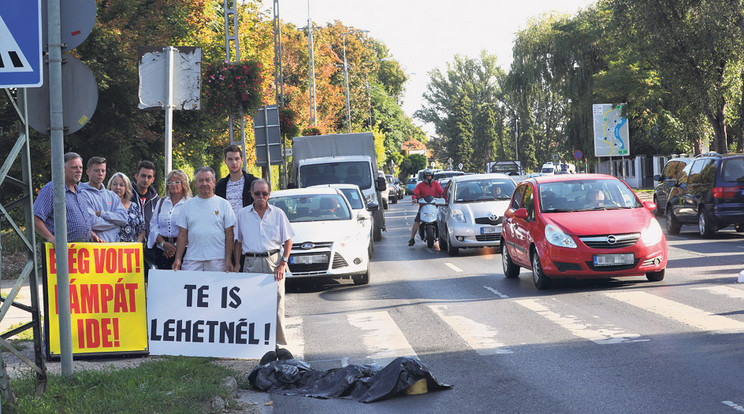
107, 172, 145, 242
147, 169, 192, 269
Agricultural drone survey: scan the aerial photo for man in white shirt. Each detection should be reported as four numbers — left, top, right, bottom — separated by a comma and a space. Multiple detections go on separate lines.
173, 167, 236, 272
233, 179, 294, 356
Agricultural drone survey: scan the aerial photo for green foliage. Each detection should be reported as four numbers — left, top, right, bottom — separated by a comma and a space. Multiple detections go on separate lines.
399, 154, 427, 178
6, 357, 236, 413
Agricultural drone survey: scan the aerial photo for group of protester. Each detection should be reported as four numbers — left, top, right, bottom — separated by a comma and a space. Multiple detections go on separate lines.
32, 145, 295, 357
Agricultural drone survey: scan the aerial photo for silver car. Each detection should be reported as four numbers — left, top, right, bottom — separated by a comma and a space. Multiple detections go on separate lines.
437, 173, 516, 255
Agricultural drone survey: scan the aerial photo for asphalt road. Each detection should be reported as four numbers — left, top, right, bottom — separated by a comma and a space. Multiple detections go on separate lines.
271, 196, 744, 413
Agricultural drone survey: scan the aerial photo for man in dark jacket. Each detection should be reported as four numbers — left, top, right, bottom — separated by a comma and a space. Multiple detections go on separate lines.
215, 145, 259, 216
131, 160, 160, 236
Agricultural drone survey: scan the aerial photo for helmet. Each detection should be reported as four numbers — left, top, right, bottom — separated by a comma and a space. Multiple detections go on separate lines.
423, 169, 434, 184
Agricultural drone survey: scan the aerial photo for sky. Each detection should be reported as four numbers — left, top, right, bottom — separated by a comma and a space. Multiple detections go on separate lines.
263, 0, 597, 134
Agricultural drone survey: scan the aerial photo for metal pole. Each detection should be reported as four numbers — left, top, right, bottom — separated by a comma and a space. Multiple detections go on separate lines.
514, 117, 519, 161
265, 109, 272, 188
342, 33, 351, 133
48, 0, 74, 377
164, 46, 175, 178
307, 0, 317, 126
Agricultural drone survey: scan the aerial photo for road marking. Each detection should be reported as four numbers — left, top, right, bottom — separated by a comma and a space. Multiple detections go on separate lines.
483, 286, 509, 299
515, 298, 649, 344
722, 401, 744, 412
691, 285, 744, 300
347, 312, 417, 365
605, 291, 744, 334
284, 316, 304, 361
445, 263, 463, 272
429, 304, 513, 355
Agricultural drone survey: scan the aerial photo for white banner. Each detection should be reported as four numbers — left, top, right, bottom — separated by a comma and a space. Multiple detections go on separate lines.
147, 269, 276, 359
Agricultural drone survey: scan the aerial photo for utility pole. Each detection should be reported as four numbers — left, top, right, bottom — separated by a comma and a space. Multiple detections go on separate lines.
307, 0, 317, 126
224, 0, 246, 169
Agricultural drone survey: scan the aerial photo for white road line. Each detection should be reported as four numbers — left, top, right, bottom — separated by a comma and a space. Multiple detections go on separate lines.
691, 285, 744, 300
483, 286, 509, 299
605, 291, 744, 334
515, 298, 649, 345
722, 400, 744, 412
284, 316, 304, 361
445, 263, 463, 272
347, 312, 417, 365
429, 305, 513, 355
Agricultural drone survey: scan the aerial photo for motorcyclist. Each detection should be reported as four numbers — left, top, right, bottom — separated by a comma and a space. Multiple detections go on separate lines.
409, 169, 444, 246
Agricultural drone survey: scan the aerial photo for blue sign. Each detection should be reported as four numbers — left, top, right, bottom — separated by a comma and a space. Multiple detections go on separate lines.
0, 0, 43, 88
573, 150, 583, 160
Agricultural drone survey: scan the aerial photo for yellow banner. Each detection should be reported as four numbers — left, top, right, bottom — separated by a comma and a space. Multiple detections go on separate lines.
44, 242, 148, 356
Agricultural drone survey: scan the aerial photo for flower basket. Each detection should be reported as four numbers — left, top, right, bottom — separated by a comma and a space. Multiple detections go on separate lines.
203, 60, 263, 117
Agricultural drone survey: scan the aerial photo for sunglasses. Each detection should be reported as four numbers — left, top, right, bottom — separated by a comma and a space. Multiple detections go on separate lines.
253, 191, 269, 197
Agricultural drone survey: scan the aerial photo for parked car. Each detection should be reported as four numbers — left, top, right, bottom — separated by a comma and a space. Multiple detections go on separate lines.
405, 177, 417, 194
665, 152, 744, 237
652, 157, 692, 216
501, 174, 667, 289
311, 183, 376, 258
437, 173, 516, 256
269, 187, 371, 285
434, 170, 465, 189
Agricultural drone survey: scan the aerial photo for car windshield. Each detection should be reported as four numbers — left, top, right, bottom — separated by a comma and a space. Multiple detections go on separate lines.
407, 178, 416, 184
538, 179, 642, 213
269, 194, 352, 222
454, 179, 515, 202
299, 161, 372, 189
338, 188, 364, 209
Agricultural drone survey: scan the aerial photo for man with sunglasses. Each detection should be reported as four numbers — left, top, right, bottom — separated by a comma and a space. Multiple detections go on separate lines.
172, 167, 236, 272
234, 179, 294, 361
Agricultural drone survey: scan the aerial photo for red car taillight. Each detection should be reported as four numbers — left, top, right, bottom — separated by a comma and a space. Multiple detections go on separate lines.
712, 187, 742, 198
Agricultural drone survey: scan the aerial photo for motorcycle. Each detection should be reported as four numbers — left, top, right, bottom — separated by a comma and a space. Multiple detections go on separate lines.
418, 195, 444, 248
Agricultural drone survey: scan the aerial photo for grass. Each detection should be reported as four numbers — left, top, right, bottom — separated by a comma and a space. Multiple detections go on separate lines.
2, 356, 244, 414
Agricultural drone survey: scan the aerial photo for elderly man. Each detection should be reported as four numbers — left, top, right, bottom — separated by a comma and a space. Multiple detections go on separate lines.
33, 152, 97, 243
233, 179, 294, 360
80, 156, 129, 242
172, 167, 236, 272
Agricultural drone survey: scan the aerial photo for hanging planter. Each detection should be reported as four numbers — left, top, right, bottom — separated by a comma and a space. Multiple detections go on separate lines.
202, 59, 264, 117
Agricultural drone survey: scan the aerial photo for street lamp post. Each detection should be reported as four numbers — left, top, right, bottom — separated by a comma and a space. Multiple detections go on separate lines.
342, 29, 368, 133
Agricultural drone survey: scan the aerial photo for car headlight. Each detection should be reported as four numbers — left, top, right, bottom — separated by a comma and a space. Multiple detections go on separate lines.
641, 217, 663, 245
545, 224, 577, 248
451, 209, 466, 223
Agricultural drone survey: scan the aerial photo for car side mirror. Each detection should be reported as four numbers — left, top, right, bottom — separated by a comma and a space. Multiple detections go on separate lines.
367, 201, 379, 211
652, 174, 662, 182
375, 177, 387, 192
643, 201, 657, 212
514, 208, 528, 219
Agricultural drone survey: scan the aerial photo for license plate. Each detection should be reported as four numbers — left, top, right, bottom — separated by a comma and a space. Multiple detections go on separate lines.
290, 254, 327, 265
480, 227, 497, 234
593, 253, 634, 266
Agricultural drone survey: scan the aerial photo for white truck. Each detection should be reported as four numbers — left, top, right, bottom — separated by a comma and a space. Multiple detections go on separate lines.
291, 132, 387, 241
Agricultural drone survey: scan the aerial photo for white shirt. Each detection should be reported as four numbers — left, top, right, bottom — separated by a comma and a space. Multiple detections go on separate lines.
147, 196, 188, 249
225, 175, 245, 215
235, 204, 294, 254
177, 195, 236, 261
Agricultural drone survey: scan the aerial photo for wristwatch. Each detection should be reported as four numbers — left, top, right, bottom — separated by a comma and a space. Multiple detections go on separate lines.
281, 256, 289, 263
158, 240, 165, 249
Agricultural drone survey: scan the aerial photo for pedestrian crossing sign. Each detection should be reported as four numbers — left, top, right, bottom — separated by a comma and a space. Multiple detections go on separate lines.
0, 0, 43, 88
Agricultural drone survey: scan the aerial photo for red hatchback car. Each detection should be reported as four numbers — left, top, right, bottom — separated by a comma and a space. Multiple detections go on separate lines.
501, 174, 667, 289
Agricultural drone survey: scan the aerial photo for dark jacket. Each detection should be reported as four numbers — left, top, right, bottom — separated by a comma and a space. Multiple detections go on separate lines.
131, 184, 159, 236
215, 170, 259, 208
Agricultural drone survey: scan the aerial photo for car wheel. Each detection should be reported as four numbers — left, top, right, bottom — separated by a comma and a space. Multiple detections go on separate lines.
373, 226, 382, 242
646, 269, 665, 282
383, 199, 388, 210
353, 267, 370, 285
391, 195, 397, 204
736, 224, 744, 232
665, 205, 681, 235
438, 226, 448, 251
446, 231, 459, 256
698, 211, 715, 238
531, 249, 551, 290
653, 195, 663, 217
502, 243, 520, 278
425, 226, 435, 248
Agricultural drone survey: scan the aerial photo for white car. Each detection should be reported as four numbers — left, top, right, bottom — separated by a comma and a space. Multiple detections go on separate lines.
269, 187, 371, 285
436, 173, 516, 256
311, 183, 375, 257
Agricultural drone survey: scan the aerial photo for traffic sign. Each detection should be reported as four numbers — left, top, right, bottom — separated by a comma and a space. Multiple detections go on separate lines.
0, 0, 43, 88
573, 150, 583, 160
